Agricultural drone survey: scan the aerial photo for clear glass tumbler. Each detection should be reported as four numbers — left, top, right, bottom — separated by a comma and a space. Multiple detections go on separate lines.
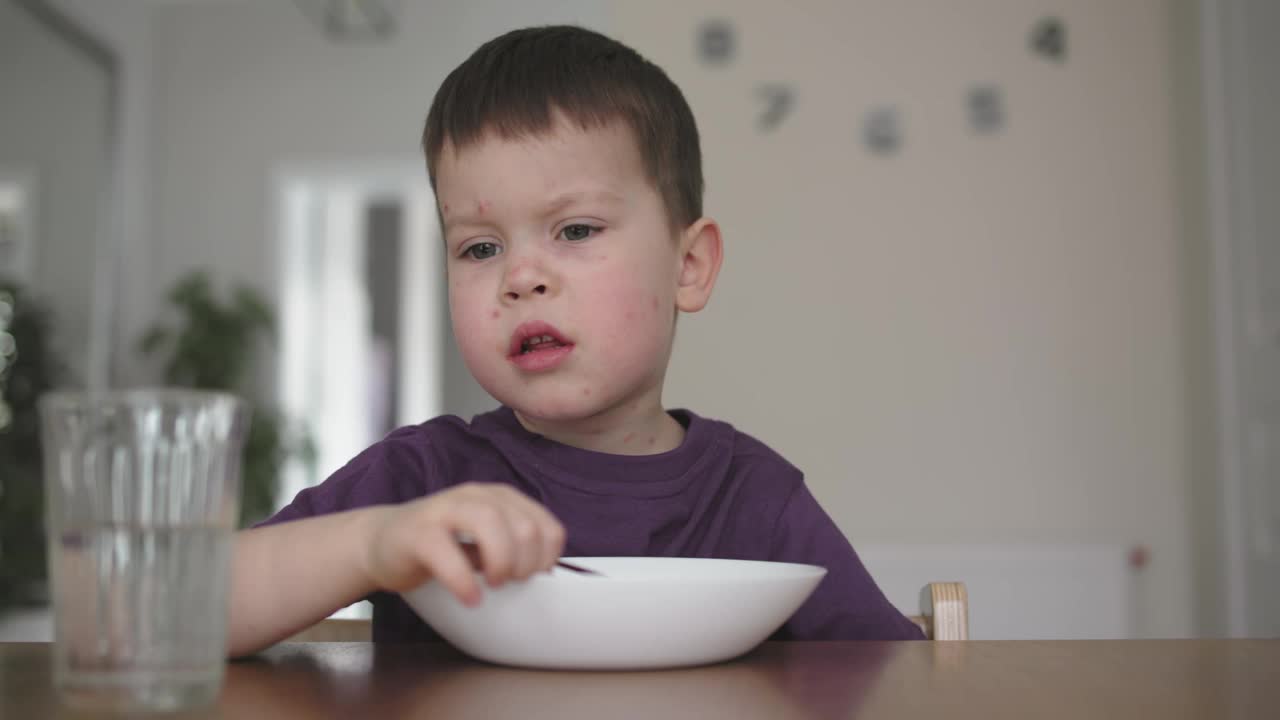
39, 389, 249, 711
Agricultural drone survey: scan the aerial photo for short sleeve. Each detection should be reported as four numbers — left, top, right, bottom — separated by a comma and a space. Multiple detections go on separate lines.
770, 481, 925, 640
255, 425, 439, 528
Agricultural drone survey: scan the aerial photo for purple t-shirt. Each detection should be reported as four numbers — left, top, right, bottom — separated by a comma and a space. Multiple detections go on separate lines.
260, 406, 924, 642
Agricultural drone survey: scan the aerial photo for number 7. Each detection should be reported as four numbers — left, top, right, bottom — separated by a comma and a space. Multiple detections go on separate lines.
756, 84, 795, 132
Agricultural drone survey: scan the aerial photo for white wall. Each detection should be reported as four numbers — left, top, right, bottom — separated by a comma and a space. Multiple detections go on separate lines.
83, 0, 1212, 637
618, 0, 1198, 638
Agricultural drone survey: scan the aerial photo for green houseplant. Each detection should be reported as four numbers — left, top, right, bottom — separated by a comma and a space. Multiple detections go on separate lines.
0, 282, 66, 610
138, 270, 311, 527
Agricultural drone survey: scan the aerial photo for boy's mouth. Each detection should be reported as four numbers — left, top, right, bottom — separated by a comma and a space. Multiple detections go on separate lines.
520, 334, 566, 353
508, 322, 575, 372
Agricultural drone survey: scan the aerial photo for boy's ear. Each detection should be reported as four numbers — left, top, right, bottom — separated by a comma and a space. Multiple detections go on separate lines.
675, 217, 723, 313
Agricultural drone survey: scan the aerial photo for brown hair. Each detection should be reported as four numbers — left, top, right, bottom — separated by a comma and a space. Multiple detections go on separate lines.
422, 25, 703, 229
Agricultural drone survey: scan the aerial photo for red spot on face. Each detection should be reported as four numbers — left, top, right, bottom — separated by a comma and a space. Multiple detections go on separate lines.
442, 202, 451, 213
651, 296, 660, 311
648, 437, 656, 446
582, 387, 592, 396
623, 433, 635, 444
490, 310, 499, 319
477, 200, 488, 215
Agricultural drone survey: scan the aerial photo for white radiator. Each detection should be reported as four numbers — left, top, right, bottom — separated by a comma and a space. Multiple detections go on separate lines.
856, 543, 1136, 639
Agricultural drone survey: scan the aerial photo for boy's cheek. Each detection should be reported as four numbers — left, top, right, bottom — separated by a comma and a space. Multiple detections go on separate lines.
453, 327, 506, 392
448, 282, 490, 321
592, 278, 671, 326
448, 295, 500, 356
591, 286, 672, 355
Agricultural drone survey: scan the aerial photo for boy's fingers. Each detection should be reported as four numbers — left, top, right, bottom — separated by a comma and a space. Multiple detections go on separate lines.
526, 503, 567, 571
418, 531, 481, 606
502, 507, 543, 579
460, 505, 516, 587
456, 537, 484, 571
501, 490, 566, 571
440, 485, 563, 580
542, 518, 567, 571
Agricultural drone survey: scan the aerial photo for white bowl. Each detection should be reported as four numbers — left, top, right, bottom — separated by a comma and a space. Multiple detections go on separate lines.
401, 557, 827, 670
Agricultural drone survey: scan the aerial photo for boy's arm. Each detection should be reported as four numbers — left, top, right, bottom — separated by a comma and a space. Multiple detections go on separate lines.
227, 435, 408, 657
227, 428, 429, 656
226, 483, 566, 657
770, 481, 925, 640
227, 508, 382, 657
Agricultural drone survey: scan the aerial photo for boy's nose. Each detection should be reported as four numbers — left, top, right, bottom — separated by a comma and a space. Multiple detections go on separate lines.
501, 262, 555, 302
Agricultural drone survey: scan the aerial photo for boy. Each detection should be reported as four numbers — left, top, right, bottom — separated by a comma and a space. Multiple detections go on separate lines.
229, 25, 923, 656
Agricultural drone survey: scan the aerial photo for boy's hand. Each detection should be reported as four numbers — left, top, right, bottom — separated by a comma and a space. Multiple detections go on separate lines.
361, 483, 566, 606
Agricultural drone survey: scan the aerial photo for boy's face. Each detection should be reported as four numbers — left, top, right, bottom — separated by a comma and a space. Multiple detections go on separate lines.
436, 116, 708, 423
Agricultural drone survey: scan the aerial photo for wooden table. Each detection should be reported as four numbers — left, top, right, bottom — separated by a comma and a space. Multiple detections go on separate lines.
2, 640, 1278, 718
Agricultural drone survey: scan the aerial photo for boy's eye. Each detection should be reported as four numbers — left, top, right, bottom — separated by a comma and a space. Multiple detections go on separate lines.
464, 242, 501, 260
559, 224, 601, 242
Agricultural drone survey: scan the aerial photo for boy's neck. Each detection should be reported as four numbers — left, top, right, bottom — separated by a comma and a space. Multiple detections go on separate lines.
512, 399, 686, 456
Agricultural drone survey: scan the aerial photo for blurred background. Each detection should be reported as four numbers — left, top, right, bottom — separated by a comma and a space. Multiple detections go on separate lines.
0, 0, 1276, 641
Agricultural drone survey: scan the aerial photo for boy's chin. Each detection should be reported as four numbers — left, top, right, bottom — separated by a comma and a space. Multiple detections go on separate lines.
492, 388, 612, 424
504, 398, 599, 423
